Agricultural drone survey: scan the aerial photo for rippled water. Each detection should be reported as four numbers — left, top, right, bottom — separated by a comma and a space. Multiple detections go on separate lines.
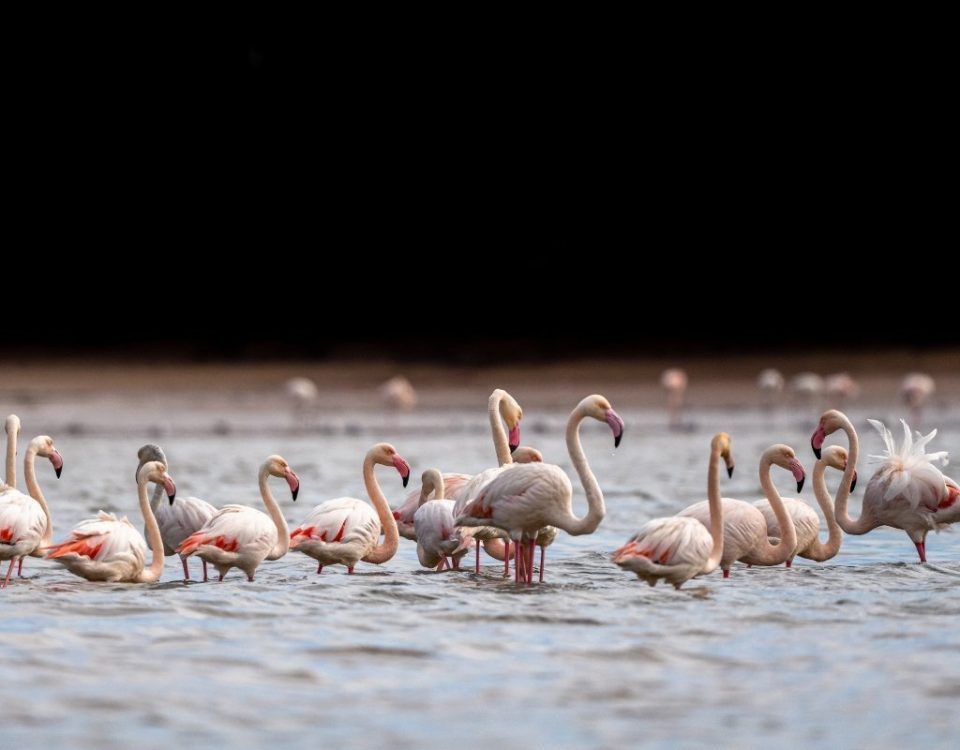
2, 397, 959, 749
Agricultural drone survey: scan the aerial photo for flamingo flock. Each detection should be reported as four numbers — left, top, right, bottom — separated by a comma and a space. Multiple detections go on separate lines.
1, 379, 957, 592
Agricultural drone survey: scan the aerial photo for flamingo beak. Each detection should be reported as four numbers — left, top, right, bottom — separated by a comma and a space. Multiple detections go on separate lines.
605, 409, 625, 448
285, 469, 300, 501
811, 424, 826, 460
163, 475, 177, 505
727, 464, 735, 479
49, 449, 64, 479
851, 470, 858, 493
508, 424, 521, 453
393, 455, 411, 487
789, 459, 806, 493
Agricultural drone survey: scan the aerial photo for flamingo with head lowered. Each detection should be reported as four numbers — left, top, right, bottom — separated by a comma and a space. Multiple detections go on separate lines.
613, 432, 732, 589
413, 469, 473, 571
290, 443, 408, 574
177, 455, 299, 581
457, 394, 625, 583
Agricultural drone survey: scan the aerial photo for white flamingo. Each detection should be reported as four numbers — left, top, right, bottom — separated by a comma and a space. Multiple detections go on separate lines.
177, 455, 299, 581
380, 375, 417, 410
137, 444, 217, 581
757, 369, 784, 411
413, 470, 472, 571
613, 432, 732, 589
3, 414, 21, 490
900, 373, 935, 426
660, 368, 687, 429
677, 444, 802, 576
289, 443, 407, 574
824, 372, 860, 409
811, 410, 958, 562
0, 435, 63, 587
751, 444, 852, 566
457, 394, 625, 583
46, 461, 174, 583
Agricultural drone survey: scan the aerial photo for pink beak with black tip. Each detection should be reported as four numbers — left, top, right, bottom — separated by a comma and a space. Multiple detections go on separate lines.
285, 468, 300, 501
163, 475, 177, 505
811, 422, 826, 460
393, 455, 411, 487
508, 425, 521, 453
49, 449, 64, 479
789, 458, 806, 493
605, 409, 625, 448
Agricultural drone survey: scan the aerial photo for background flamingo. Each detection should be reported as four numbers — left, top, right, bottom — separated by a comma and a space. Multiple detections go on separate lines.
380, 374, 417, 410
457, 394, 624, 583
0, 435, 62, 587
290, 443, 408, 574
178, 455, 299, 581
137, 444, 217, 581
825, 372, 860, 409
3, 414, 21, 490
900, 373, 935, 426
46, 460, 174, 583
678, 444, 802, 576
757, 369, 784, 411
660, 368, 687, 429
790, 372, 824, 409
613, 432, 733, 589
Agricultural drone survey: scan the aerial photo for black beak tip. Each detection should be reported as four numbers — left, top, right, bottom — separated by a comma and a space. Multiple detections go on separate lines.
509, 442, 520, 452
614, 434, 622, 448
811, 441, 822, 460
292, 488, 299, 501
168, 492, 176, 504
402, 474, 410, 488
796, 479, 805, 493
55, 467, 62, 479
727, 465, 734, 478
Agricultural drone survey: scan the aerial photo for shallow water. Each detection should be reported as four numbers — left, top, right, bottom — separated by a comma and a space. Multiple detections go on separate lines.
2, 397, 959, 749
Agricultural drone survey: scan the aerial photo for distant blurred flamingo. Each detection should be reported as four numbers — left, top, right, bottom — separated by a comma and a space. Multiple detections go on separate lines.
380, 375, 417, 410
660, 368, 687, 429
790, 372, 824, 409
900, 373, 935, 426
757, 369, 784, 411
4, 414, 21, 490
285, 377, 319, 427
825, 373, 860, 409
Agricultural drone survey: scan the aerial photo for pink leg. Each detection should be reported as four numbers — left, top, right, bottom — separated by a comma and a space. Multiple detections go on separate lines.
514, 540, 522, 583
202, 560, 209, 582
247, 573, 255, 582
348, 566, 355, 574
539, 545, 546, 583
785, 559, 792, 568
915, 541, 927, 562
2, 558, 16, 588
452, 556, 460, 570
527, 540, 535, 584
723, 569, 730, 579
181, 556, 190, 580
17, 558, 24, 577
317, 562, 323, 574
218, 571, 225, 581
435, 558, 446, 572
475, 542, 481, 573
503, 540, 510, 576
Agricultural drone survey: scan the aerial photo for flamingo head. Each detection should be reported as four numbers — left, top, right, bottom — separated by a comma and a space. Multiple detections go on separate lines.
5, 414, 21, 439
494, 389, 523, 451
30, 436, 63, 479
265, 455, 300, 500
419, 468, 444, 503
372, 443, 411, 487
138, 460, 176, 504
135, 443, 167, 482
578, 394, 625, 448
711, 432, 735, 478
768, 444, 806, 493
811, 409, 846, 459
511, 446, 543, 463
821, 444, 856, 492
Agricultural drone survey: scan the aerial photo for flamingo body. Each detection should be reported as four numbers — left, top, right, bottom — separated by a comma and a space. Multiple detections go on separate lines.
394, 473, 471, 540
290, 497, 381, 569
179, 504, 280, 580
0, 491, 47, 561
46, 511, 148, 582
413, 499, 471, 570
613, 516, 713, 587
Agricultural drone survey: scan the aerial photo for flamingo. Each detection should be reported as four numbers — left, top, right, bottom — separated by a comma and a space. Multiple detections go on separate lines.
750, 444, 853, 566
457, 394, 625, 583
413, 469, 472, 571
289, 443, 408, 574
757, 369, 784, 411
660, 368, 687, 429
811, 410, 959, 562
824, 372, 860, 409
790, 372, 824, 408
380, 375, 417, 410
900, 373, 935, 426
177, 455, 299, 581
46, 460, 174, 583
677, 444, 802, 576
285, 376, 318, 428
3, 414, 21, 490
136, 444, 217, 581
612, 432, 733, 589
0, 435, 63, 588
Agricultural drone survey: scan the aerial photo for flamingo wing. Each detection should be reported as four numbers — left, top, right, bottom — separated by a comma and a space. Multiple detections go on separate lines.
291, 498, 379, 549
0, 492, 47, 551
46, 511, 146, 567
458, 463, 571, 536
153, 495, 218, 553
178, 505, 274, 557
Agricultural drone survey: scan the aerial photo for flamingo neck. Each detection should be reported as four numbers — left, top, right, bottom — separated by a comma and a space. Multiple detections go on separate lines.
559, 405, 605, 536
750, 454, 797, 565
260, 466, 290, 560
23, 444, 53, 547
5, 424, 17, 488
489, 391, 513, 467
361, 453, 399, 564
138, 476, 165, 582
833, 415, 873, 534
149, 481, 166, 513
703, 445, 725, 573
805, 459, 843, 561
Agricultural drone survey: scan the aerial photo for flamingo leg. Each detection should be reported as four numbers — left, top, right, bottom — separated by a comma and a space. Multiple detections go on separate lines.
435, 558, 446, 572
247, 573, 255, 582
181, 556, 190, 580
317, 562, 323, 574
503, 540, 510, 576
218, 571, 225, 582
202, 560, 209, 582
476, 541, 481, 573
17, 558, 24, 577
723, 569, 730, 578
539, 545, 546, 583
527, 540, 535, 584
785, 559, 792, 568
514, 539, 522, 583
915, 541, 927, 562
348, 566, 355, 574
452, 556, 460, 570
2, 558, 16, 588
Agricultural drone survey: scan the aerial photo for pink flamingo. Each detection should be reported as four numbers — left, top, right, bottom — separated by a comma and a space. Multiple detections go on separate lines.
900, 373, 935, 426
177, 455, 299, 581
412, 469, 473, 571
677, 445, 802, 577
752, 444, 853, 566
660, 368, 687, 429
46, 460, 175, 583
824, 372, 860, 409
612, 432, 732, 588
137, 444, 217, 581
757, 369, 784, 411
289, 443, 408, 574
0, 435, 63, 588
457, 394, 625, 583
811, 410, 959, 562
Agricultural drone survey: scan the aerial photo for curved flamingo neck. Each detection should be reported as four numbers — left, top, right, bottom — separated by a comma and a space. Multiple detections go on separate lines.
750, 454, 797, 564
23, 443, 53, 547
5, 423, 18, 488
704, 444, 725, 573
833, 415, 873, 534
419, 472, 445, 507
362, 452, 400, 563
805, 459, 843, 561
149, 482, 166, 513
138, 476, 165, 582
489, 391, 513, 466
260, 465, 290, 560
559, 406, 605, 535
